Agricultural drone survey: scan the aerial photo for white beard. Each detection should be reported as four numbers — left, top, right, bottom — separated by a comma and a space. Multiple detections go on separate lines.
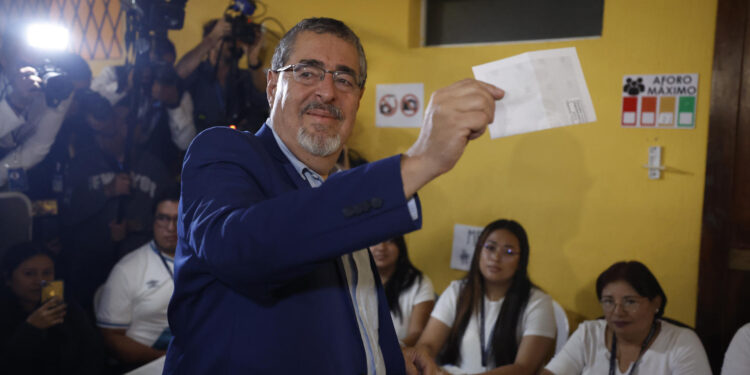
297, 127, 341, 157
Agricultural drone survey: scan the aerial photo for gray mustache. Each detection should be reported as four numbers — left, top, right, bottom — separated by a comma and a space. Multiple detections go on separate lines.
301, 102, 343, 120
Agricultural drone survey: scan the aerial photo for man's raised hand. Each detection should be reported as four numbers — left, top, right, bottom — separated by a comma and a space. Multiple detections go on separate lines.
401, 79, 504, 198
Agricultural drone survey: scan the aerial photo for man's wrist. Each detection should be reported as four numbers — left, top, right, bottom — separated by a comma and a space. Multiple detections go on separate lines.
400, 153, 439, 199
7, 92, 30, 115
199, 37, 216, 55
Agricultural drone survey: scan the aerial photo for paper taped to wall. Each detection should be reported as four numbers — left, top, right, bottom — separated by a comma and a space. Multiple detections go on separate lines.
472, 47, 596, 139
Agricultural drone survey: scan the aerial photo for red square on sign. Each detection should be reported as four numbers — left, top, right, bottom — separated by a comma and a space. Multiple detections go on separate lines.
640, 97, 657, 126
622, 97, 638, 126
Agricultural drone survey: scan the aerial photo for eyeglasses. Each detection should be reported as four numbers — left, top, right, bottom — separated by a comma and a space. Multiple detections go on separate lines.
482, 243, 519, 258
600, 297, 643, 313
275, 63, 361, 93
155, 213, 178, 227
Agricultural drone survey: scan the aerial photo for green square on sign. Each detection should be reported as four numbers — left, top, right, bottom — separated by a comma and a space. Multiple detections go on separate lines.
677, 97, 695, 128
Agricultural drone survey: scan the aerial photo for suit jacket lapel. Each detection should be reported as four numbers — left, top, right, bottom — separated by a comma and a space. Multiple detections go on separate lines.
257, 123, 360, 336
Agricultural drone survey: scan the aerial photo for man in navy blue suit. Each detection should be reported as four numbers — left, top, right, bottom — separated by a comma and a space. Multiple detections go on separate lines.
163, 17, 504, 374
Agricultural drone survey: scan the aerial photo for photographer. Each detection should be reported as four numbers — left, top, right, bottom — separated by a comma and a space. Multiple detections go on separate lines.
175, 17, 268, 133
91, 37, 196, 177
60, 91, 174, 315
25, 52, 93, 200
0, 26, 73, 190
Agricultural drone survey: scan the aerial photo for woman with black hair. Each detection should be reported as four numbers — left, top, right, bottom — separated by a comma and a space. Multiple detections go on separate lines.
417, 219, 556, 374
371, 235, 435, 347
0, 242, 104, 374
543, 261, 711, 375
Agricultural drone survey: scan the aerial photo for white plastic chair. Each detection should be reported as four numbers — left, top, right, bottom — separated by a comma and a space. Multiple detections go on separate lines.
552, 299, 570, 354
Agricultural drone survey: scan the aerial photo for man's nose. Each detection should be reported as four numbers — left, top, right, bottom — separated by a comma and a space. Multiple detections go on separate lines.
314, 73, 336, 102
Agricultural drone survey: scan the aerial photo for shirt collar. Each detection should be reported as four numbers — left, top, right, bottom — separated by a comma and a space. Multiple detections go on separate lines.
150, 240, 174, 261
267, 119, 326, 187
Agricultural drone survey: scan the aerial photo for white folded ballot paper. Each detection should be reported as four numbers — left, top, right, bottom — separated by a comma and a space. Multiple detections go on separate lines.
472, 47, 596, 139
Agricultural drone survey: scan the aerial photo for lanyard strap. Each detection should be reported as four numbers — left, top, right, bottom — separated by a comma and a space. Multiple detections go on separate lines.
151, 242, 174, 280
609, 320, 658, 375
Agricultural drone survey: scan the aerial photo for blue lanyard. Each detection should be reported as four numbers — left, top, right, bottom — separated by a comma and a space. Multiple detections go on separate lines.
150, 242, 173, 280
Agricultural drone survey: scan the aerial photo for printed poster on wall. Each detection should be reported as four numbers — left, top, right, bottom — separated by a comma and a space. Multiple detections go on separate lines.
375, 83, 424, 128
451, 223, 484, 271
621, 74, 698, 128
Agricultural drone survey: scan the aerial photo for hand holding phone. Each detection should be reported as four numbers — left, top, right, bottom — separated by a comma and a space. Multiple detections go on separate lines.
26, 298, 67, 329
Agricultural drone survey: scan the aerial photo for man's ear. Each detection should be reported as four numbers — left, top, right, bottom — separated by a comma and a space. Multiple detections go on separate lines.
266, 70, 278, 109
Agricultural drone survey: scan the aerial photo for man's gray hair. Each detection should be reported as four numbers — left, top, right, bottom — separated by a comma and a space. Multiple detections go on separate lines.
270, 17, 367, 88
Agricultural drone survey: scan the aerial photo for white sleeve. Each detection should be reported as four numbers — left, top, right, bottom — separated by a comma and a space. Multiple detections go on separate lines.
413, 275, 436, 305
723, 324, 750, 375
0, 99, 25, 139
545, 321, 590, 375
166, 91, 197, 150
520, 290, 557, 339
668, 327, 713, 375
0, 95, 70, 186
96, 261, 136, 328
90, 66, 125, 106
431, 280, 461, 327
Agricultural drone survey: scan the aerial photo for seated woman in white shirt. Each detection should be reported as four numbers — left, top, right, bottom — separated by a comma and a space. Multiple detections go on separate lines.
416, 219, 556, 375
543, 261, 711, 375
371, 235, 435, 347
723, 323, 750, 375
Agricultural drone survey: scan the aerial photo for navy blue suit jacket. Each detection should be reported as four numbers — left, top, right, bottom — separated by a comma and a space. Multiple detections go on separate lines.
163, 125, 422, 374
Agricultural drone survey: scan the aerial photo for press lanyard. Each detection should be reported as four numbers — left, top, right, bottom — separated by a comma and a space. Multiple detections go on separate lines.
608, 320, 658, 375
151, 242, 174, 280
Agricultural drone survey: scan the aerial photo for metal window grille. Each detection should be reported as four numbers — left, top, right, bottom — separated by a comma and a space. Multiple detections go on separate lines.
0, 0, 125, 60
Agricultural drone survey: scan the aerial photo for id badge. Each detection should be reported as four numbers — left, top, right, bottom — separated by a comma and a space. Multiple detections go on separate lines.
7, 167, 28, 192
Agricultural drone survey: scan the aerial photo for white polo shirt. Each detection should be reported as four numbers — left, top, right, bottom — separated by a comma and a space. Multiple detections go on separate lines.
96, 241, 174, 347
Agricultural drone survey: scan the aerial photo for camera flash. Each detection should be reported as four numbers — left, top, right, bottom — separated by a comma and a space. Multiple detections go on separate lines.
26, 23, 70, 51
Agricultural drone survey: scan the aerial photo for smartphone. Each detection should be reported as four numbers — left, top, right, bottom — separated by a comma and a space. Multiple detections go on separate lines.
41, 280, 64, 303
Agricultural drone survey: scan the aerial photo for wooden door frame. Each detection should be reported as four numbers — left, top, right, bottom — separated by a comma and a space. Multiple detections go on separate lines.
696, 0, 748, 370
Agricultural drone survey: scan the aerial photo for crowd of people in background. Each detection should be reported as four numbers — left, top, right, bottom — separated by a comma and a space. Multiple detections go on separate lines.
0, 13, 749, 375
0, 13, 268, 374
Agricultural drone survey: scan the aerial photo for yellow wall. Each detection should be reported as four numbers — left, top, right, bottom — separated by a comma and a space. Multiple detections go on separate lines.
168, 0, 717, 326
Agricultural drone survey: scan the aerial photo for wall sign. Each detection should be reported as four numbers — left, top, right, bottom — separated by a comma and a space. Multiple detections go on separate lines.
375, 83, 424, 128
450, 223, 484, 271
621, 74, 698, 128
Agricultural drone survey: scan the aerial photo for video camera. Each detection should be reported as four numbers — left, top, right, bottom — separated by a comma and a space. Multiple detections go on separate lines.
36, 59, 74, 108
121, 0, 188, 34
117, 0, 186, 100
225, 0, 261, 46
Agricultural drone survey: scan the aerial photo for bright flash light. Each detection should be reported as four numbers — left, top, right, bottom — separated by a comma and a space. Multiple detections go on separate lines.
25, 23, 70, 51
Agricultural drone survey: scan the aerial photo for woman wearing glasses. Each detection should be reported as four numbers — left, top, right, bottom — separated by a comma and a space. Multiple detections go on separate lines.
416, 219, 556, 375
543, 261, 711, 375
